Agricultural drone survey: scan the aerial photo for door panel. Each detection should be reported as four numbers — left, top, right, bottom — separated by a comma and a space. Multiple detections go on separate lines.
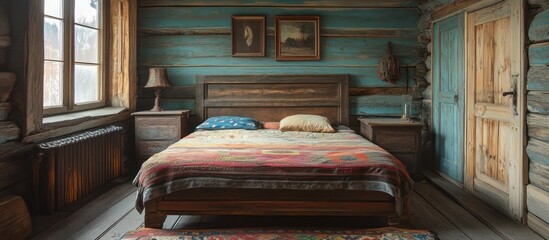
465, 0, 524, 220
433, 14, 465, 183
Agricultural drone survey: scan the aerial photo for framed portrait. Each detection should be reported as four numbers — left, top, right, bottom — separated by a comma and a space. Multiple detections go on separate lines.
275, 16, 320, 61
231, 16, 266, 57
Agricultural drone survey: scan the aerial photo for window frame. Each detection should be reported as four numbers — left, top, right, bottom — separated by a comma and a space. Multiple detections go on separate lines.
43, 0, 108, 116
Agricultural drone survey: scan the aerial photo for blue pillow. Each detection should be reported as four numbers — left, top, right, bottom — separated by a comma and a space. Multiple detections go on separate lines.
195, 116, 260, 130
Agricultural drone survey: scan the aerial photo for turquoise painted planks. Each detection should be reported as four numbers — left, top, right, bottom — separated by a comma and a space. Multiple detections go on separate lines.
136, 66, 416, 88
527, 66, 549, 91
138, 7, 418, 30
137, 98, 196, 112
529, 9, 549, 43
529, 42, 549, 66
138, 0, 418, 8
137, 2, 421, 118
138, 35, 418, 67
527, 139, 549, 167
350, 95, 421, 116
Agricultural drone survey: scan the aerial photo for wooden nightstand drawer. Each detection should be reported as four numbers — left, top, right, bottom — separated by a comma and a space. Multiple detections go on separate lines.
138, 140, 176, 157
136, 117, 181, 140
132, 110, 190, 166
375, 131, 417, 152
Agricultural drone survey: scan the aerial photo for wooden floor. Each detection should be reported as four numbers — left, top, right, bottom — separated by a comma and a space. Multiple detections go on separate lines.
31, 175, 542, 240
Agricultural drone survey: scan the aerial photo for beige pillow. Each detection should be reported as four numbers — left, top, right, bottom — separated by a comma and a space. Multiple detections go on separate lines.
279, 114, 335, 133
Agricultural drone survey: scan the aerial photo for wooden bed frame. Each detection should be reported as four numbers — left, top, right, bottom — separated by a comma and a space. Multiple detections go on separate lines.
144, 74, 406, 228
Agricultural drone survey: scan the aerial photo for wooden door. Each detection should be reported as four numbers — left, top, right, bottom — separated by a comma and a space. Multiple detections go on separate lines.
465, 0, 525, 220
433, 14, 465, 183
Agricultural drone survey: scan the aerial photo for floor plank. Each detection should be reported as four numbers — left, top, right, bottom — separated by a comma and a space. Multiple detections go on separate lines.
32, 181, 136, 240
71, 190, 137, 240
408, 189, 471, 240
414, 181, 503, 240
172, 215, 202, 229
31, 178, 538, 240
98, 207, 143, 240
164, 215, 181, 229
423, 171, 544, 240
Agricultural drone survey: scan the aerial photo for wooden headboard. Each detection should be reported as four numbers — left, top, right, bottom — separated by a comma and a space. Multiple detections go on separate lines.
196, 75, 349, 126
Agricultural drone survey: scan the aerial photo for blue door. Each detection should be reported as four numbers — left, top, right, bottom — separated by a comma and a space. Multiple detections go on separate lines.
433, 14, 465, 183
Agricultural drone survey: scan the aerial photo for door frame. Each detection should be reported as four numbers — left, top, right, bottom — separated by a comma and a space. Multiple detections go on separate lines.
464, 0, 526, 221
430, 0, 526, 221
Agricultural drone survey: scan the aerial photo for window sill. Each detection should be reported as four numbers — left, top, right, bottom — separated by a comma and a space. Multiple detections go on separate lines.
22, 107, 129, 143
43, 107, 126, 125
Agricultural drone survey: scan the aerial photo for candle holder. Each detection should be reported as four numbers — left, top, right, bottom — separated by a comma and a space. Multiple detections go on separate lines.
401, 94, 412, 120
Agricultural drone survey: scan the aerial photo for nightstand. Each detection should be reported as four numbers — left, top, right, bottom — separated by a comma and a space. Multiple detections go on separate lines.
358, 118, 423, 176
132, 110, 190, 164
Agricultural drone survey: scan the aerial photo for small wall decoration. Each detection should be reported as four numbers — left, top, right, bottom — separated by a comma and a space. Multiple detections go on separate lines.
231, 16, 265, 57
275, 16, 320, 61
377, 41, 400, 84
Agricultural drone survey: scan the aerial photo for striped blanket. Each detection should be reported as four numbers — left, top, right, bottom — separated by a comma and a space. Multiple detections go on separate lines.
134, 128, 413, 214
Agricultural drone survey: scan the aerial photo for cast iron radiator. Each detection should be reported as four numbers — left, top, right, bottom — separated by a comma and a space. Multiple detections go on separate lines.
34, 125, 124, 213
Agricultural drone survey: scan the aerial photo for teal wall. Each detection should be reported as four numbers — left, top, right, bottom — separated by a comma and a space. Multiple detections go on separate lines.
136, 1, 419, 120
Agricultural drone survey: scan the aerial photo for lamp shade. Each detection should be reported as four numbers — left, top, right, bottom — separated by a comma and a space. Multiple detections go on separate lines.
145, 68, 171, 88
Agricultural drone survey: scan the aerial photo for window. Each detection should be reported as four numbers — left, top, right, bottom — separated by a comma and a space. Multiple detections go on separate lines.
43, 0, 105, 115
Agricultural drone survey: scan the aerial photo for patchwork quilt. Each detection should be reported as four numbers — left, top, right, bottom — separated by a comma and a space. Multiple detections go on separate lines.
134, 127, 413, 214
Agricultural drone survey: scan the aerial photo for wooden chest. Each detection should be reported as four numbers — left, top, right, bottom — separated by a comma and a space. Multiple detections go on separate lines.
359, 118, 423, 175
132, 110, 190, 164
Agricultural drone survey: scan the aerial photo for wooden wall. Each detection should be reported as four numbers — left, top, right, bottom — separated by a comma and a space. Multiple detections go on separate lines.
415, 0, 454, 168
136, 0, 420, 124
0, 0, 32, 203
526, 1, 549, 238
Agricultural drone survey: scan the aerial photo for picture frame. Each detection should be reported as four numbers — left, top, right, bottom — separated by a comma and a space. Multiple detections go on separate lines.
275, 16, 320, 61
231, 16, 266, 57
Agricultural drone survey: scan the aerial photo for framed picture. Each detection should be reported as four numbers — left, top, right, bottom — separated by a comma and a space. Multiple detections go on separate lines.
231, 16, 265, 57
275, 16, 320, 61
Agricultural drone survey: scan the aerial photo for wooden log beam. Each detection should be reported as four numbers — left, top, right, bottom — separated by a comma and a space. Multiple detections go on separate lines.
0, 102, 11, 121
137, 0, 418, 8
0, 142, 34, 162
529, 42, 549, 67
527, 139, 549, 166
529, 171, 549, 193
527, 185, 549, 225
527, 113, 549, 142
530, 161, 549, 180
139, 27, 418, 38
528, 91, 549, 114
529, 9, 549, 43
0, 72, 16, 101
0, 196, 31, 239
0, 122, 20, 144
527, 67, 549, 91
432, 0, 503, 21
528, 212, 549, 240
349, 87, 408, 96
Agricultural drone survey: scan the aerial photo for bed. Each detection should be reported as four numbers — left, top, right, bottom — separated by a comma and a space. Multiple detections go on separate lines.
134, 74, 413, 228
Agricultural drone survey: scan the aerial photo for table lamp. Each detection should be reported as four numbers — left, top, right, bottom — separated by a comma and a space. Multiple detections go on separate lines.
145, 68, 171, 112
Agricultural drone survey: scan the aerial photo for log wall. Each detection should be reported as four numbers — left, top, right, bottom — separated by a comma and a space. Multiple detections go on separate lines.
416, 0, 454, 168
526, 1, 549, 238
136, 0, 421, 128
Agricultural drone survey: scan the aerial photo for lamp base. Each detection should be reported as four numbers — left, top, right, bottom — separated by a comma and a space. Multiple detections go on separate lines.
150, 105, 162, 112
